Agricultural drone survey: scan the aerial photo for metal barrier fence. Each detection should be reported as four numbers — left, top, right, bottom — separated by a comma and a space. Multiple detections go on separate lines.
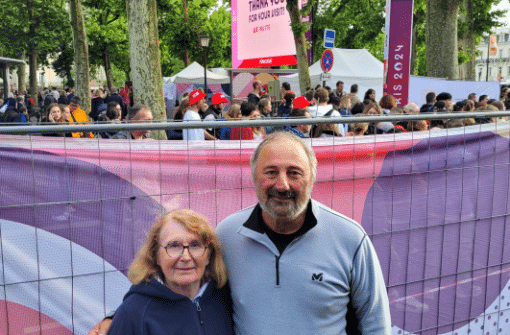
1, 111, 510, 134
0, 112, 509, 334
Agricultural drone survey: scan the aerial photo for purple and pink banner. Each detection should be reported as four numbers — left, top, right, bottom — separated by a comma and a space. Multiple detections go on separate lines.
0, 125, 509, 334
383, 0, 414, 106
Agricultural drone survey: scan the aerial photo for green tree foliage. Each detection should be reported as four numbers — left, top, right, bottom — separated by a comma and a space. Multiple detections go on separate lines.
0, 0, 69, 60
0, 0, 70, 94
158, 0, 230, 76
83, 0, 130, 88
312, 0, 386, 61
52, 41, 75, 88
411, 0, 505, 77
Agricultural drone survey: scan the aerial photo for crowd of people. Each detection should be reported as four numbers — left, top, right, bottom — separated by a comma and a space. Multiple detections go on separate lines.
1, 80, 510, 140
170, 81, 510, 141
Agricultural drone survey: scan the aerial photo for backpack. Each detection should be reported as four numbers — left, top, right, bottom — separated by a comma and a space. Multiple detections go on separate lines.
310, 109, 336, 137
43, 94, 57, 110
0, 106, 22, 124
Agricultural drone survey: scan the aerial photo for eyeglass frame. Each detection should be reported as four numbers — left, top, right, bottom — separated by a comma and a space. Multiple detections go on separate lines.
160, 241, 208, 258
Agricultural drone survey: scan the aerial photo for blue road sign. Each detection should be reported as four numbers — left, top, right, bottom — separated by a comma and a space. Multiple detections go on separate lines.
323, 29, 335, 49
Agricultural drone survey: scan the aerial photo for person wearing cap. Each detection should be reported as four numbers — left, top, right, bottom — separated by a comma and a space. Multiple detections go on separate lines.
183, 90, 215, 141
292, 96, 311, 110
203, 93, 228, 139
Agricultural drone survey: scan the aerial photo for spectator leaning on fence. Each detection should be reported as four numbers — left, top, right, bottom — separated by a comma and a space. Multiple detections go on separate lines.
110, 104, 153, 140
230, 102, 258, 140
41, 103, 69, 137
183, 90, 215, 141
97, 104, 122, 139
203, 93, 229, 139
219, 103, 241, 140
362, 102, 394, 135
284, 108, 311, 138
68, 96, 94, 138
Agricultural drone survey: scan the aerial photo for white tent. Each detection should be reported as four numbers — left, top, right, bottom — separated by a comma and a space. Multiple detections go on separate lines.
280, 48, 384, 99
163, 62, 230, 85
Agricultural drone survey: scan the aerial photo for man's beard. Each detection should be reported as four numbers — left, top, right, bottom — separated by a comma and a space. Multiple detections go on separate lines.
260, 187, 309, 220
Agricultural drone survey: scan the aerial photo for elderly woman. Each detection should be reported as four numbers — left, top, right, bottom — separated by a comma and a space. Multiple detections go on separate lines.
107, 209, 233, 335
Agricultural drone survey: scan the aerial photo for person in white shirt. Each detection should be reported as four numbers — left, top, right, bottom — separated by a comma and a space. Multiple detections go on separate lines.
183, 90, 215, 141
308, 88, 346, 136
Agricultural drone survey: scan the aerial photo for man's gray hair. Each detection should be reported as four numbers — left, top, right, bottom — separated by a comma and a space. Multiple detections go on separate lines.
127, 104, 150, 120
250, 131, 318, 182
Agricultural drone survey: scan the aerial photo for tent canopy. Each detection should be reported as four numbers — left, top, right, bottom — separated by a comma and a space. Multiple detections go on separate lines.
163, 62, 230, 85
308, 48, 383, 79
280, 48, 384, 98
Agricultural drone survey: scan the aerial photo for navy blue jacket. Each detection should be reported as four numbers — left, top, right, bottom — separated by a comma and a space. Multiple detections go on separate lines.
108, 278, 233, 335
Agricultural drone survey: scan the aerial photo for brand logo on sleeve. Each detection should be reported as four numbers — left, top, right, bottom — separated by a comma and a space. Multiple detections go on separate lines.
311, 273, 323, 281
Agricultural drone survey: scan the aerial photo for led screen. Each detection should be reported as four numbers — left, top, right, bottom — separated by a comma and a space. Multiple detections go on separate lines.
232, 0, 299, 68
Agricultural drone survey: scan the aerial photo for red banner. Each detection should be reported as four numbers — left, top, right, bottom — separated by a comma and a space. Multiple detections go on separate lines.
237, 55, 298, 68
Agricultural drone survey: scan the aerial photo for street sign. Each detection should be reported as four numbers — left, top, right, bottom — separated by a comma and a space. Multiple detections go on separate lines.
321, 49, 334, 73
323, 29, 335, 49
320, 73, 331, 82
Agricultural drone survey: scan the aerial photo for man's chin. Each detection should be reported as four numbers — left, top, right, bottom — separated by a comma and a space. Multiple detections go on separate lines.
264, 201, 298, 218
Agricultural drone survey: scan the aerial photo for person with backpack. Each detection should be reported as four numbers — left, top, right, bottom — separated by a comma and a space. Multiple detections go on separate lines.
43, 89, 57, 111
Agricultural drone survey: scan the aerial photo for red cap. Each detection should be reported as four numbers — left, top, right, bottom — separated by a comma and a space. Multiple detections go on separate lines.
292, 96, 311, 109
211, 93, 229, 105
189, 90, 206, 105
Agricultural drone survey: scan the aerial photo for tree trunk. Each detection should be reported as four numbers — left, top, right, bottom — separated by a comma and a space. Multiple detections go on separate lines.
18, 60, 27, 93
69, 0, 91, 114
286, 0, 311, 94
426, 0, 462, 79
103, 51, 114, 91
183, 0, 190, 67
462, 0, 476, 80
28, 4, 38, 105
126, 0, 167, 139
29, 47, 38, 105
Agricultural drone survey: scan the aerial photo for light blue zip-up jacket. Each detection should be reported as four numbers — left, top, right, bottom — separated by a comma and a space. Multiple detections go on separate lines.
216, 200, 391, 335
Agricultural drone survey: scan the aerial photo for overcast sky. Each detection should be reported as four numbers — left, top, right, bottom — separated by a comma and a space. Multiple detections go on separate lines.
493, 0, 510, 28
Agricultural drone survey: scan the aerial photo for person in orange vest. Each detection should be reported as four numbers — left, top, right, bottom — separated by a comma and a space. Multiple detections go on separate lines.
68, 96, 94, 138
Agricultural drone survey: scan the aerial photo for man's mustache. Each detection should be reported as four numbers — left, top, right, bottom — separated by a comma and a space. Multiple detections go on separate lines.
267, 188, 296, 200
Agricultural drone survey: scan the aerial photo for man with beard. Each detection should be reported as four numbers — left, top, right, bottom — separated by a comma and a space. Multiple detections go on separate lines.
88, 132, 390, 335
216, 132, 391, 334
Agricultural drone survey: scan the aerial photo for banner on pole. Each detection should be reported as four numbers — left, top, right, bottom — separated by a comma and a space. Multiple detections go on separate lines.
383, 0, 414, 106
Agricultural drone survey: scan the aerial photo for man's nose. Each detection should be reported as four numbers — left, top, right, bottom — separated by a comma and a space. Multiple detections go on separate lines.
274, 172, 290, 191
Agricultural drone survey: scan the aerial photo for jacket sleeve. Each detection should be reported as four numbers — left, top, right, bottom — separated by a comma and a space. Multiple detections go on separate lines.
349, 235, 392, 334
107, 297, 144, 335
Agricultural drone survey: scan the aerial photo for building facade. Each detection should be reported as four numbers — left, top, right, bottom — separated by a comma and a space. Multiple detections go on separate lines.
476, 27, 510, 84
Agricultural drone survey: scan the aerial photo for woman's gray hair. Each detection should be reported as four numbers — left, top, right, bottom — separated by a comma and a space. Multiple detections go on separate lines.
250, 131, 318, 182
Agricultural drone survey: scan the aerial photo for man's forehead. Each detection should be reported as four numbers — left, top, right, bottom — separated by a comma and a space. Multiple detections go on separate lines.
257, 139, 309, 166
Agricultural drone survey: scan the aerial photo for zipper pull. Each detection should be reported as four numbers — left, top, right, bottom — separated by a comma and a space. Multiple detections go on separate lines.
194, 301, 204, 325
